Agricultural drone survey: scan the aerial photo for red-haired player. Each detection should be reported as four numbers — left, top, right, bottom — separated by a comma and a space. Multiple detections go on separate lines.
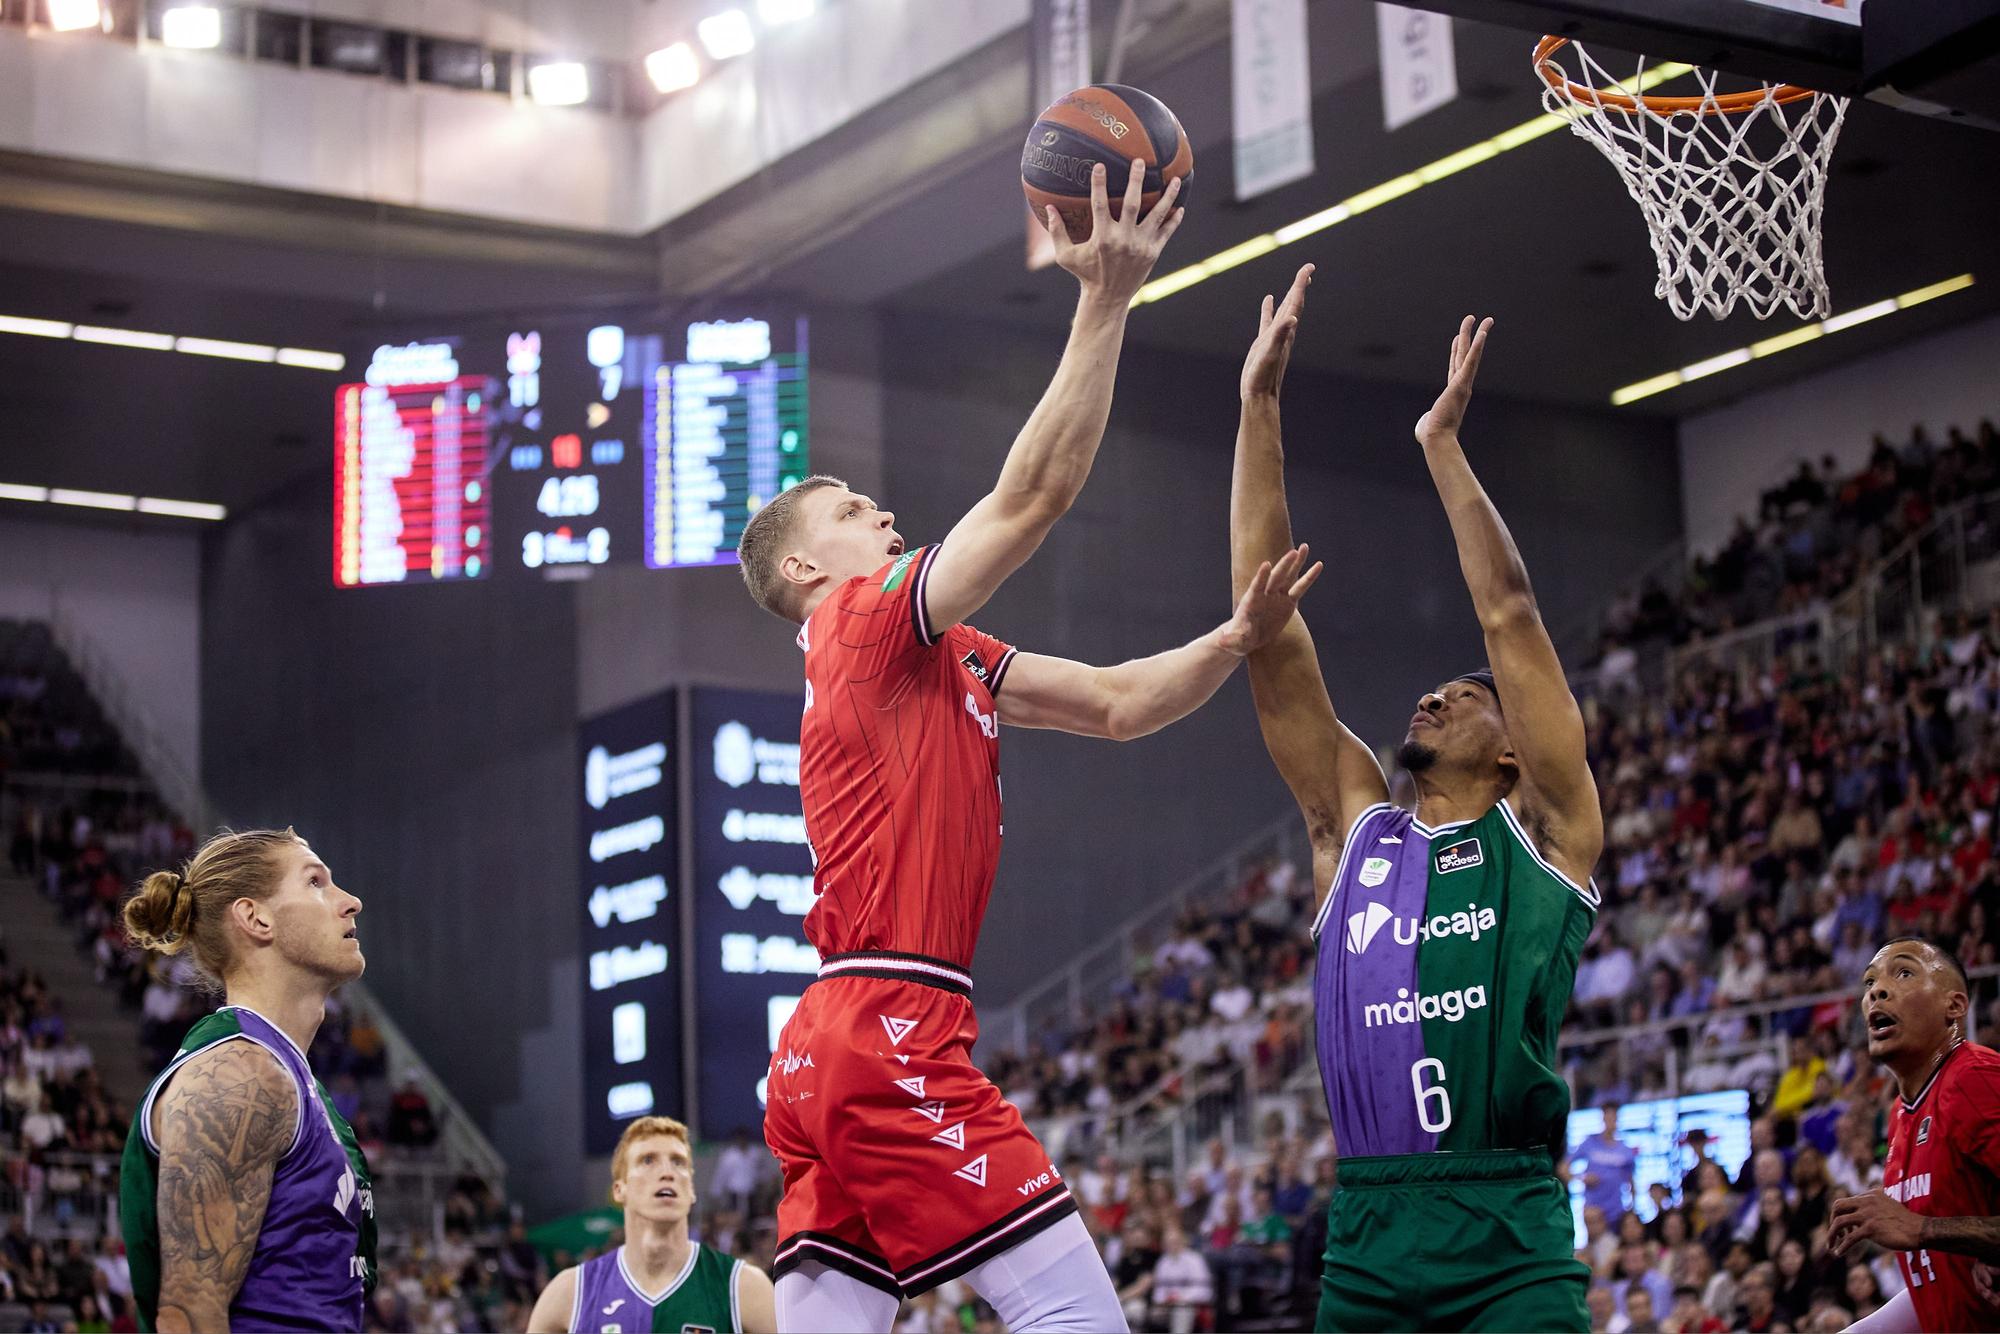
1830, 936, 2000, 1332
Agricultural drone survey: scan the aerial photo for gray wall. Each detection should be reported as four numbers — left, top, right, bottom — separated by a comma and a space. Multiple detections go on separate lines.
876, 307, 1682, 1005
200, 302, 1678, 1216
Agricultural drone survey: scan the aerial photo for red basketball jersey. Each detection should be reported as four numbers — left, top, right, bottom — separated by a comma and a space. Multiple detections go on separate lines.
795, 545, 1017, 969
1883, 1040, 2000, 1333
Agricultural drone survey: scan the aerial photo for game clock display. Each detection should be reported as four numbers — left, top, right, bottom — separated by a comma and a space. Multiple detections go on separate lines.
333, 315, 808, 587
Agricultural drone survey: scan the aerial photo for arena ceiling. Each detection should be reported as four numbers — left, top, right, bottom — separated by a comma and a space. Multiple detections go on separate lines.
0, 0, 1995, 512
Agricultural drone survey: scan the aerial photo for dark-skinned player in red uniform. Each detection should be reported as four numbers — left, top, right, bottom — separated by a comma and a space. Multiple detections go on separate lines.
734, 161, 1322, 1333
1830, 936, 2000, 1333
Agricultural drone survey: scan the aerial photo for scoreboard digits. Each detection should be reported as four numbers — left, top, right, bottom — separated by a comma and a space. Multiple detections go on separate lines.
333, 315, 807, 587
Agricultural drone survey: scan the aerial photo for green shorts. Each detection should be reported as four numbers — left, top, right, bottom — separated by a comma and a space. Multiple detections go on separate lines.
1315, 1149, 1589, 1333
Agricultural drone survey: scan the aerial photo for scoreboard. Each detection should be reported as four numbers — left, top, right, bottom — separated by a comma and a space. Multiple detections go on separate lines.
335, 315, 807, 587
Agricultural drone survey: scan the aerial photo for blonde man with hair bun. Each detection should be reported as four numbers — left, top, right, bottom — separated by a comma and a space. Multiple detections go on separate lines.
117, 826, 376, 1333
529, 1115, 777, 1333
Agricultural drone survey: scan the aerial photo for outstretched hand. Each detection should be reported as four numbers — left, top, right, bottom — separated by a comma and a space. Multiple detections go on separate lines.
1218, 544, 1323, 657
1045, 158, 1185, 303
1241, 264, 1314, 401
1415, 315, 1493, 448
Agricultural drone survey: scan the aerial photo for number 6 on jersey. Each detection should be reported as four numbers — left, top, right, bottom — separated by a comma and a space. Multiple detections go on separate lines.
1411, 1057, 1452, 1134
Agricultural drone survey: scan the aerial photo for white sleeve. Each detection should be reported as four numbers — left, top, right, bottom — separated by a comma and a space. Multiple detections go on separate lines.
1846, 1287, 1921, 1334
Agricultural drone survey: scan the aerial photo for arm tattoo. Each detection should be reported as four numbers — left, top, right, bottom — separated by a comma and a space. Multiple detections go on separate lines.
152, 1041, 297, 1334
1920, 1215, 2000, 1265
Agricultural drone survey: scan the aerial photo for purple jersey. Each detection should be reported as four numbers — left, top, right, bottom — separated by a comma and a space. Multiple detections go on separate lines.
1310, 802, 1596, 1160
571, 1242, 741, 1333
127, 1006, 372, 1331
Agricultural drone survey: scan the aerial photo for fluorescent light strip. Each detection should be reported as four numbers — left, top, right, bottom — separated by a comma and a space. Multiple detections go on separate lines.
0, 482, 227, 520
73, 325, 174, 351
176, 336, 277, 362
137, 497, 229, 520
1132, 64, 1691, 307
0, 315, 73, 338
49, 488, 137, 511
1610, 273, 1977, 405
0, 314, 342, 372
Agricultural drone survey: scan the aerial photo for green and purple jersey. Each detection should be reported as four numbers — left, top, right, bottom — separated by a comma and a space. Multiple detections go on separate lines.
1310, 800, 1598, 1160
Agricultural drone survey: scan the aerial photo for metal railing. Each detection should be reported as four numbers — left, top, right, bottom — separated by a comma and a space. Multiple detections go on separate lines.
981, 813, 1310, 1056
45, 600, 213, 837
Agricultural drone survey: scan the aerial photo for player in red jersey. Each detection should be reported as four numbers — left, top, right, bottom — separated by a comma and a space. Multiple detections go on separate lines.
1829, 936, 2000, 1332
734, 161, 1320, 1333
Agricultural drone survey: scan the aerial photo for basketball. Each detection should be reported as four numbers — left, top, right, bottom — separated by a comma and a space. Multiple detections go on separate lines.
1021, 83, 1193, 241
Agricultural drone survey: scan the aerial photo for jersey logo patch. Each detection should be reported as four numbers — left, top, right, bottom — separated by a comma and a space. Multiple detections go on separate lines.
603, 1299, 626, 1315
960, 650, 990, 684
1435, 838, 1484, 875
932, 1121, 967, 1150
894, 1075, 928, 1098
1345, 903, 1393, 955
882, 549, 919, 592
1917, 1116, 1932, 1145
880, 1015, 918, 1046
954, 1153, 989, 1187
1358, 856, 1392, 888
912, 1099, 947, 1123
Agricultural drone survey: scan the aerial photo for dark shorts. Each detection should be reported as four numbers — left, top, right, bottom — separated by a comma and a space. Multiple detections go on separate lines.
1315, 1149, 1589, 1333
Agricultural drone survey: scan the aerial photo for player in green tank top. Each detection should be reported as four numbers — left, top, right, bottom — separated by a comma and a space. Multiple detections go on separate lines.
529, 1116, 777, 1334
1229, 273, 1605, 1331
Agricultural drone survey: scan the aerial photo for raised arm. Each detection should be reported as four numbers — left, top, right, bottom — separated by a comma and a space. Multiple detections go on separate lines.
997, 546, 1321, 739
1229, 266, 1389, 899
923, 159, 1184, 634
1415, 317, 1603, 885
151, 1041, 298, 1333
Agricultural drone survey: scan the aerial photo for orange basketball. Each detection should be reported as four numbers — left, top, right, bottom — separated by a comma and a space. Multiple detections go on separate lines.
1021, 84, 1193, 242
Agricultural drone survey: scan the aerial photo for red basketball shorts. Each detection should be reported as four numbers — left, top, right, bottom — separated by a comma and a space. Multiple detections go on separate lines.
764, 951, 1077, 1298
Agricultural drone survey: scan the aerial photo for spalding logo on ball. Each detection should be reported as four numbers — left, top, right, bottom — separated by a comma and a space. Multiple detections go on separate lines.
1021, 84, 1193, 241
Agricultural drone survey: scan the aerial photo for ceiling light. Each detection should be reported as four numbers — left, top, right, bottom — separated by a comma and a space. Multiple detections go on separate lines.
49, 488, 137, 511
527, 60, 589, 106
1132, 63, 1691, 308
176, 336, 277, 362
47, 0, 101, 32
276, 347, 346, 371
757, 0, 815, 24
644, 42, 700, 93
1609, 273, 1976, 406
72, 325, 174, 351
160, 5, 220, 49
698, 9, 756, 60
0, 484, 50, 503
0, 315, 73, 338
137, 497, 228, 520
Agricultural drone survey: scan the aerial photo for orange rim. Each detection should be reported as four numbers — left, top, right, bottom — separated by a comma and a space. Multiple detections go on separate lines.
1534, 35, 1821, 115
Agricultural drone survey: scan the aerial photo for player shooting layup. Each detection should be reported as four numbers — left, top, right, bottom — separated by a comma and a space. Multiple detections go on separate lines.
1229, 267, 1603, 1332
1828, 936, 2000, 1333
734, 161, 1320, 1333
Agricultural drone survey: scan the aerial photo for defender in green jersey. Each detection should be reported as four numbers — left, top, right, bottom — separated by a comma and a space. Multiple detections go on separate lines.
118, 828, 376, 1332
1230, 274, 1604, 1331
529, 1116, 777, 1334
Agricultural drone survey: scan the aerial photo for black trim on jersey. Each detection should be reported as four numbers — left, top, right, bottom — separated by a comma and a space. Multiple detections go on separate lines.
911, 544, 942, 648
815, 950, 974, 998
988, 647, 1018, 698
1900, 1040, 1967, 1112
771, 1232, 904, 1298
894, 1187, 1080, 1295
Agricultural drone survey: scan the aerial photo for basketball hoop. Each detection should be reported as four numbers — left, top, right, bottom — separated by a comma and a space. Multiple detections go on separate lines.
1534, 36, 1848, 322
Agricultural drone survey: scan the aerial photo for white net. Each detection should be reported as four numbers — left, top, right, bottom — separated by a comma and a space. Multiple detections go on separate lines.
1538, 41, 1848, 322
